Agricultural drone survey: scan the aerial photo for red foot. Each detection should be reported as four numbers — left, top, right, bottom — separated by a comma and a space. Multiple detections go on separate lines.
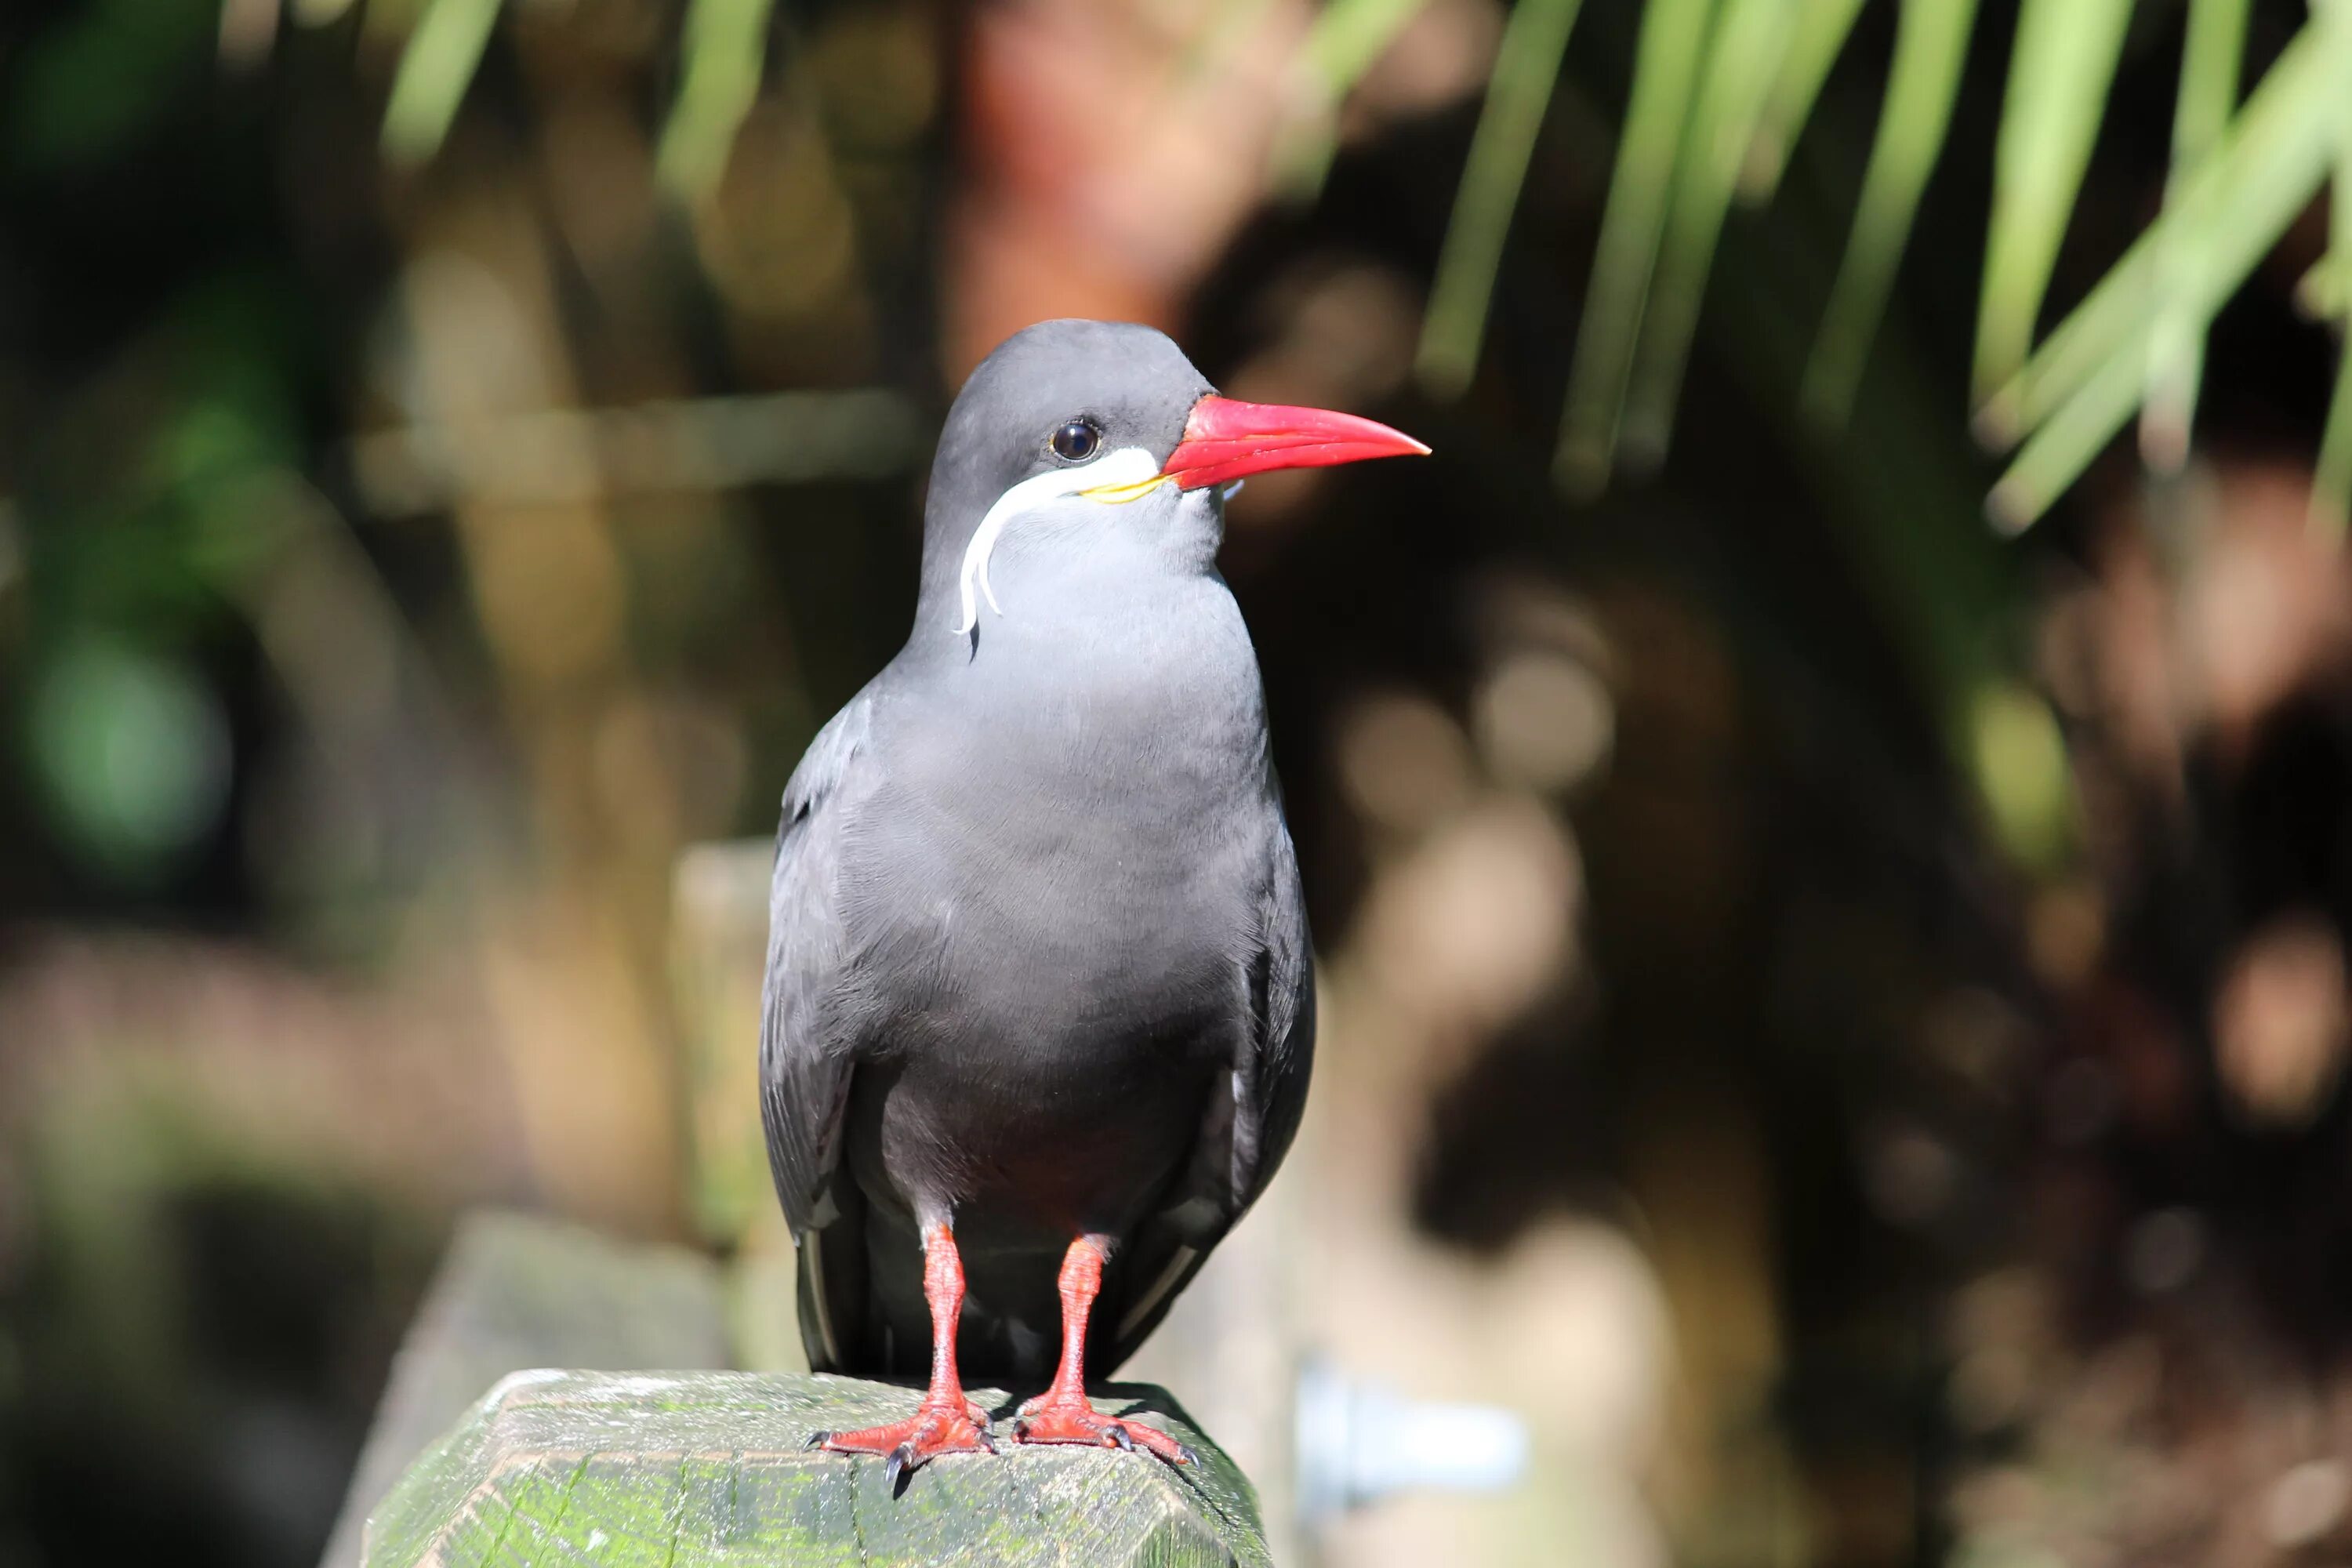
1013, 1394, 1196, 1466
809, 1400, 996, 1482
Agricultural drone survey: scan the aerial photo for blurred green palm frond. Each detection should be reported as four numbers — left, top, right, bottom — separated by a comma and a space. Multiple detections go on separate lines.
1274, 0, 1444, 194
2308, 24, 2352, 534
656, 0, 781, 198
1415, 0, 1587, 399
1515, 0, 2352, 533
1406, 0, 2352, 534
1980, 9, 2352, 531
1973, 0, 2133, 404
379, 0, 502, 165
1267, 0, 2352, 533
1800, 0, 1976, 426
2140, 0, 2251, 473
379, 0, 777, 198
1555, 0, 1716, 494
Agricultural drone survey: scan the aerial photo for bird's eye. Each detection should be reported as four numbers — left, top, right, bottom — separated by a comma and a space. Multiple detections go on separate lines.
1051, 419, 1102, 463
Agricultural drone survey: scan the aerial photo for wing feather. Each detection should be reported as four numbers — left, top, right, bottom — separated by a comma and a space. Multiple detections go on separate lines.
1095, 805, 1316, 1370
758, 691, 876, 1370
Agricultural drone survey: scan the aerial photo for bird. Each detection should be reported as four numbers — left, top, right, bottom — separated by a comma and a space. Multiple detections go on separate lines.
759, 318, 1427, 1479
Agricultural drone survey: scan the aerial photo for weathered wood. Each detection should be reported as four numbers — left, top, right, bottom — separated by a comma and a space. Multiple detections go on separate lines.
670, 838, 779, 1250
667, 840, 811, 1377
364, 1370, 1271, 1568
320, 1212, 732, 1568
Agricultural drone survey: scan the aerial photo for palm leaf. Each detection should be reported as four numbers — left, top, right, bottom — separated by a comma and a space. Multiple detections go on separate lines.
1987, 12, 2352, 532
656, 0, 779, 198
2311, 96, 2352, 536
1972, 0, 2131, 401
1737, 0, 1868, 203
1555, 0, 1717, 493
2299, 252, 2347, 319
1802, 0, 1979, 426
379, 0, 503, 164
1620, 0, 1798, 468
2140, 0, 2250, 470
1272, 0, 1436, 197
1416, 0, 1588, 398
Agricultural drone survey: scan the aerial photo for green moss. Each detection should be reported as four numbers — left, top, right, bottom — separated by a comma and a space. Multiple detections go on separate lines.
365, 1370, 1266, 1568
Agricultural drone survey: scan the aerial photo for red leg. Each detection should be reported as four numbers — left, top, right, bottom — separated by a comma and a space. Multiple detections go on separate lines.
809, 1222, 996, 1479
1011, 1236, 1196, 1465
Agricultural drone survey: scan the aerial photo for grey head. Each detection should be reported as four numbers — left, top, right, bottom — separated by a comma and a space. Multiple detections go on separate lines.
912, 319, 1216, 637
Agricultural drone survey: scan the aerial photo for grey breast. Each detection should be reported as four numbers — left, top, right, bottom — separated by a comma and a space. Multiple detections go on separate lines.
833, 579, 1278, 1370
841, 600, 1272, 1216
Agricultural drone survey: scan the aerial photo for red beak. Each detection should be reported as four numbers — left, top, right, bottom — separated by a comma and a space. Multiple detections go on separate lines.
1158, 394, 1430, 492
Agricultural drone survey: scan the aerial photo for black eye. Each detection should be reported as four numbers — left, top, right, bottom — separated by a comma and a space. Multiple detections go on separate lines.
1051, 419, 1102, 462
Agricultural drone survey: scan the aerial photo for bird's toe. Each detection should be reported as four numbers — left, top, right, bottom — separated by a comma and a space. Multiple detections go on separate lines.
812, 1402, 996, 1475
1011, 1399, 1192, 1467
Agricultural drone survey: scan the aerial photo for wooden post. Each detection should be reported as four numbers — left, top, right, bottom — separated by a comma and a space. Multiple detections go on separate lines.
669, 838, 779, 1250
362, 1370, 1272, 1567
318, 1211, 733, 1568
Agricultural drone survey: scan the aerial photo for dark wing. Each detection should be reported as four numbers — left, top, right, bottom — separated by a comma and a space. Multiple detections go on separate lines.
1092, 805, 1316, 1371
759, 689, 875, 1373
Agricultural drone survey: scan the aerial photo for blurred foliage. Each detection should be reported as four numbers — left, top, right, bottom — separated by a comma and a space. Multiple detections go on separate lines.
358, 0, 2352, 532
7, 0, 220, 169
1425, 0, 2352, 539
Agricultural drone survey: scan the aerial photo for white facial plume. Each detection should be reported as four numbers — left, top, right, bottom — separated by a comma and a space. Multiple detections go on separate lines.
952, 445, 1166, 633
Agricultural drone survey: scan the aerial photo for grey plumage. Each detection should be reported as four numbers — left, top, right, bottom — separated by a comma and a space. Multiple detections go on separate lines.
760, 320, 1314, 1384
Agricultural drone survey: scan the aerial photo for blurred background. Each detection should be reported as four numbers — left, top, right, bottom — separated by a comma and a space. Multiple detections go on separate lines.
7, 0, 2352, 1563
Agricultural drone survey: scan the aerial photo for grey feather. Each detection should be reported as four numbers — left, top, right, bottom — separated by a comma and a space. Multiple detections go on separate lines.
758, 691, 876, 1370
1091, 808, 1314, 1368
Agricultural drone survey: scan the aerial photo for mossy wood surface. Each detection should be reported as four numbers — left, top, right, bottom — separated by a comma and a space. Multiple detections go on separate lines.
321, 1213, 731, 1568
365, 1370, 1270, 1568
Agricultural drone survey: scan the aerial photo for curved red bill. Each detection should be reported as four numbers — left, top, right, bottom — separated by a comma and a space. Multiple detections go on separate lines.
1159, 394, 1430, 492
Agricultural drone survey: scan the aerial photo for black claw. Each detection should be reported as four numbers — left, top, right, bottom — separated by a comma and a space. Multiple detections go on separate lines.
806, 1431, 833, 1450
1105, 1425, 1136, 1452
885, 1443, 914, 1486
1012, 1418, 1032, 1441
1174, 1443, 1200, 1467
975, 1428, 1000, 1455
